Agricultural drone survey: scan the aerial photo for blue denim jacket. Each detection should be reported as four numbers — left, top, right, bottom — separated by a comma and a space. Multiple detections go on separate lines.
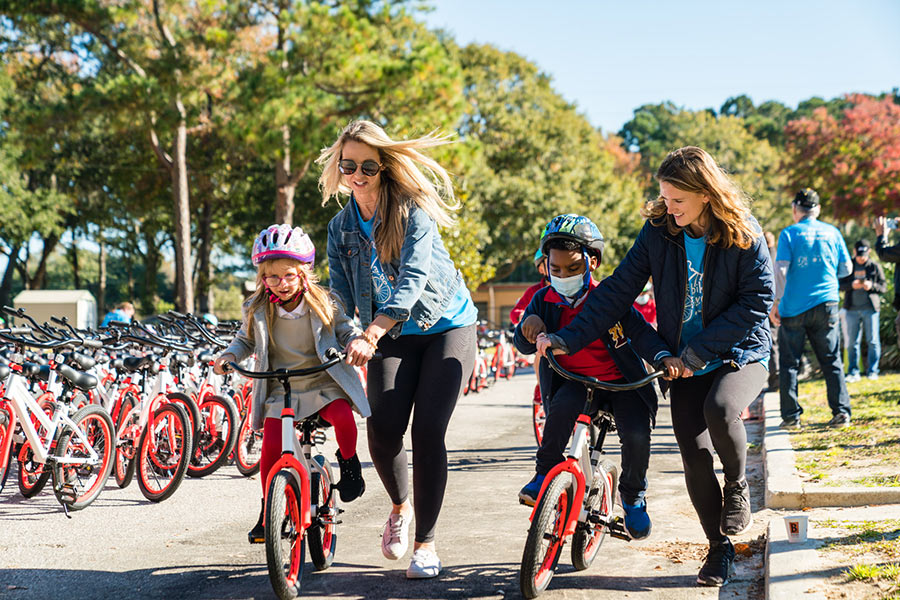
326, 200, 464, 338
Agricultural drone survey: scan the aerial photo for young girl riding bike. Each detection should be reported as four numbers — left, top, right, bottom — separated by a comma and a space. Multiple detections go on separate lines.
514, 214, 678, 540
214, 224, 371, 544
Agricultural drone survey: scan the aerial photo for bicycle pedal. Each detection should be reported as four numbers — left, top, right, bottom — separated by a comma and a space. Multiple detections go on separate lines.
607, 517, 632, 542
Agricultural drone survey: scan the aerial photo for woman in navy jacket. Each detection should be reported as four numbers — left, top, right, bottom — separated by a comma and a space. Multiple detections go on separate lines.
537, 146, 774, 587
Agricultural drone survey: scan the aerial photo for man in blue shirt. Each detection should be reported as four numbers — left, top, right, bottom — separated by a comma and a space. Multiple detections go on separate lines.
771, 189, 852, 428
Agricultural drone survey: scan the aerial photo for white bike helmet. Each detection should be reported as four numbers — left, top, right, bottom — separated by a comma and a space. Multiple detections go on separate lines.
251, 224, 315, 266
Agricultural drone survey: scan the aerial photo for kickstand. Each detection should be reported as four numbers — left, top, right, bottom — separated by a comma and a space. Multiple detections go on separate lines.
62, 502, 71, 519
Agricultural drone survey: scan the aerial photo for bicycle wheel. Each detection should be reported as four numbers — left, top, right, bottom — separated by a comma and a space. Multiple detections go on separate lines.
504, 348, 517, 379
136, 402, 192, 502
17, 399, 58, 498
0, 401, 14, 494
187, 394, 238, 478
571, 460, 617, 571
51, 404, 115, 511
307, 455, 337, 571
532, 398, 546, 447
266, 470, 306, 599
166, 392, 201, 454
114, 396, 138, 488
520, 473, 573, 599
235, 411, 262, 476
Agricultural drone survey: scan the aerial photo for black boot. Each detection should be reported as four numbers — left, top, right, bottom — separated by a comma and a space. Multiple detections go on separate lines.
335, 449, 365, 502
248, 498, 264, 544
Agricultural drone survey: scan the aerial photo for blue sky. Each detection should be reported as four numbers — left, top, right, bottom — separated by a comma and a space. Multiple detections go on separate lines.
423, 0, 900, 135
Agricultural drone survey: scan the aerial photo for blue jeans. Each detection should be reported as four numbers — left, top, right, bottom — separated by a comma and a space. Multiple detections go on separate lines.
779, 301, 851, 420
845, 308, 880, 376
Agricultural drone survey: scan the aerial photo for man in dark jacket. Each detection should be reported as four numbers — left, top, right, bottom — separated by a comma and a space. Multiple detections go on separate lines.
874, 216, 900, 350
839, 239, 887, 381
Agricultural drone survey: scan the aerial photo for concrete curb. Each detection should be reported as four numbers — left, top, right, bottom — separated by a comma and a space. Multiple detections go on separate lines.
763, 392, 900, 508
765, 518, 827, 600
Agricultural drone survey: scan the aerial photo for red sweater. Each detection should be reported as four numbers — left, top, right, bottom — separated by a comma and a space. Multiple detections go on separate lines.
545, 280, 622, 381
509, 279, 548, 325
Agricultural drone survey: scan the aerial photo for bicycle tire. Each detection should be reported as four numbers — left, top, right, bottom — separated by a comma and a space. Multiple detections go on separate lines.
532, 398, 546, 447
166, 392, 201, 454
114, 395, 138, 488
187, 394, 238, 478
136, 402, 192, 502
307, 455, 337, 571
17, 399, 58, 498
504, 347, 517, 379
51, 404, 115, 511
235, 410, 262, 477
0, 401, 14, 494
520, 473, 573, 599
266, 470, 306, 599
571, 460, 617, 571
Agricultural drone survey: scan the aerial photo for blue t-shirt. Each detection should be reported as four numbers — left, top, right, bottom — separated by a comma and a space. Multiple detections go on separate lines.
101, 309, 131, 328
353, 199, 477, 336
776, 218, 852, 318
679, 233, 722, 376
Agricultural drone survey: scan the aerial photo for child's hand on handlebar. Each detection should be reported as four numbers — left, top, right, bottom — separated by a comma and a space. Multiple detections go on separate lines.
660, 356, 685, 380
521, 315, 546, 343
535, 333, 566, 358
213, 353, 236, 375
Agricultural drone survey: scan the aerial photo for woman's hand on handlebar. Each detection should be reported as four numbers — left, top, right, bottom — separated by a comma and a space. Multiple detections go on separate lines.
344, 336, 375, 367
213, 353, 236, 375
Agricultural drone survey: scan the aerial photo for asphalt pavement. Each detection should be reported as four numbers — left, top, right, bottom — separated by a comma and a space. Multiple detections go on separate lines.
0, 371, 766, 600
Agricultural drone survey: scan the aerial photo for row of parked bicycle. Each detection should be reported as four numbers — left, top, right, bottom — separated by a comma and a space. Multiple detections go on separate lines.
0, 306, 264, 514
464, 321, 532, 395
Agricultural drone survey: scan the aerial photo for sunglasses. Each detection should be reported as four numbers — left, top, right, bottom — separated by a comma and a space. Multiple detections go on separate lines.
338, 159, 382, 177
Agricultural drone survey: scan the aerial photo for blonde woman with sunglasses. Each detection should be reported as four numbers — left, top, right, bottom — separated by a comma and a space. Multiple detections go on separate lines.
318, 120, 477, 579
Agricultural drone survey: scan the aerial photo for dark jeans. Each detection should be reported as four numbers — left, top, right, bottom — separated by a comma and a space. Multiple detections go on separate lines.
535, 378, 651, 505
778, 301, 851, 420
669, 362, 767, 542
767, 324, 780, 390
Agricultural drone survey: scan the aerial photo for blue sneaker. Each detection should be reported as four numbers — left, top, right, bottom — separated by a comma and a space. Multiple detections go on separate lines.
622, 499, 652, 539
518, 474, 545, 507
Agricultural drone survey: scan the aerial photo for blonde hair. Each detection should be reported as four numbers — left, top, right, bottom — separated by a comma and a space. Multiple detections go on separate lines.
642, 146, 759, 250
317, 120, 458, 264
243, 259, 335, 346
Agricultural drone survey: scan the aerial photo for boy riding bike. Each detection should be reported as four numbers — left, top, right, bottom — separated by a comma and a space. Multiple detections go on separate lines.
513, 214, 677, 540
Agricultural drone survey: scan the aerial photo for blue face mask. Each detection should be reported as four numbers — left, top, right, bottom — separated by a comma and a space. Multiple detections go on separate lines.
550, 272, 585, 299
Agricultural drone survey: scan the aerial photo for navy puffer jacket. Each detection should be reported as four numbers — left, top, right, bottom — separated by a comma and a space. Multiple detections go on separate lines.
556, 218, 774, 368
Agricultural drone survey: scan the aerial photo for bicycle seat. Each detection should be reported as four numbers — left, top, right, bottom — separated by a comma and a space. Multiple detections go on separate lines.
0, 363, 9, 381
57, 363, 99, 391
111, 358, 125, 370
171, 352, 195, 368
121, 355, 153, 372
22, 362, 51, 382
63, 351, 96, 371
197, 350, 215, 364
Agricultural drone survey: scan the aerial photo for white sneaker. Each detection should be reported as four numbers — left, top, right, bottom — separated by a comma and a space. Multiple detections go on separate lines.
845, 373, 861, 383
406, 548, 441, 579
381, 512, 410, 560
867, 373, 879, 381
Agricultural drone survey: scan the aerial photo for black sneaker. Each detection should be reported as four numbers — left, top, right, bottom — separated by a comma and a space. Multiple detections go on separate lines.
720, 478, 752, 536
697, 538, 735, 587
248, 499, 264, 544
827, 413, 850, 428
335, 449, 366, 502
779, 417, 801, 429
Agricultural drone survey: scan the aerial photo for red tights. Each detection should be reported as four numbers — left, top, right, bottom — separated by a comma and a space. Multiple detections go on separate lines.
259, 398, 357, 493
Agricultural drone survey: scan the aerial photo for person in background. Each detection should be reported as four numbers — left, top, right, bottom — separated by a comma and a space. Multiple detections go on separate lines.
874, 216, 900, 350
772, 189, 852, 429
633, 280, 657, 329
101, 301, 135, 327
509, 249, 549, 327
763, 231, 779, 392
839, 239, 886, 382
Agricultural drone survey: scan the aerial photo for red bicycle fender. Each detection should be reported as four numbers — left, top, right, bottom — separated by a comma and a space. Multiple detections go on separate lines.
264, 455, 311, 530
528, 459, 586, 536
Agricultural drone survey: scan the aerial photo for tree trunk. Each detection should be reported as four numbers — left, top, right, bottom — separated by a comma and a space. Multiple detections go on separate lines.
28, 232, 60, 290
171, 113, 194, 314
275, 130, 295, 225
97, 235, 107, 317
141, 229, 161, 315
70, 234, 81, 289
0, 243, 20, 309
197, 197, 213, 313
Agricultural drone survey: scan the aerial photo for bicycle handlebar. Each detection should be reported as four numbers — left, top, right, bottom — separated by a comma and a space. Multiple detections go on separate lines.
227, 348, 344, 379
543, 352, 664, 391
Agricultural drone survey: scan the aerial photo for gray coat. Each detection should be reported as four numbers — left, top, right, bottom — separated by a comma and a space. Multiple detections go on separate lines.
224, 293, 371, 430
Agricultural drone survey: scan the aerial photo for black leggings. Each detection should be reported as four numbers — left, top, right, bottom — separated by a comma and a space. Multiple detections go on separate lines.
366, 324, 476, 544
668, 362, 766, 542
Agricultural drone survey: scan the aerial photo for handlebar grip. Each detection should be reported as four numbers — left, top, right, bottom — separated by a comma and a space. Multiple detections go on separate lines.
1, 305, 18, 315
80, 338, 103, 350
50, 316, 68, 325
2, 327, 32, 335
107, 320, 130, 328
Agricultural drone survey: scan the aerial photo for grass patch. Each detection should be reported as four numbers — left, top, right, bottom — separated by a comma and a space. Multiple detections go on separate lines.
790, 372, 900, 486
816, 519, 900, 599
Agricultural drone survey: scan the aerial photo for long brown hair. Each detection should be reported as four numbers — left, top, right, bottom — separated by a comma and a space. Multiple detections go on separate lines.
317, 120, 457, 264
642, 146, 758, 249
243, 259, 335, 346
